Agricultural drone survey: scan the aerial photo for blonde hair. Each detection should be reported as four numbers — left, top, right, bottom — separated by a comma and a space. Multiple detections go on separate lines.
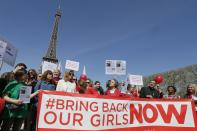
64, 72, 71, 82
187, 83, 196, 94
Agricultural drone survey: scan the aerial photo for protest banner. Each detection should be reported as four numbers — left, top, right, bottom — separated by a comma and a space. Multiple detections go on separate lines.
37, 91, 197, 131
128, 74, 143, 86
0, 39, 17, 66
65, 60, 79, 71
105, 60, 126, 75
42, 61, 58, 73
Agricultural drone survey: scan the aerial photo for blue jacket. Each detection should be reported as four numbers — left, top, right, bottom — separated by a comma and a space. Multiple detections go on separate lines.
33, 80, 56, 106
34, 80, 56, 91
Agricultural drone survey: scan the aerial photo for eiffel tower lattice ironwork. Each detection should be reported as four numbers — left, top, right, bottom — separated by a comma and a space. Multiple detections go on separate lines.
43, 7, 61, 63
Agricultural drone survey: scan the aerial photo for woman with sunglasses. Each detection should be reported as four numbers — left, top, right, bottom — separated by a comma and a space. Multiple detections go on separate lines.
56, 71, 76, 93
85, 79, 98, 95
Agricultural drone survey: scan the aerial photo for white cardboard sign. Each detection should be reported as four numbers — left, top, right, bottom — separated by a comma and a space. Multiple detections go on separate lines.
105, 60, 126, 75
0, 39, 17, 66
65, 60, 79, 71
19, 86, 32, 104
128, 74, 143, 86
42, 61, 58, 73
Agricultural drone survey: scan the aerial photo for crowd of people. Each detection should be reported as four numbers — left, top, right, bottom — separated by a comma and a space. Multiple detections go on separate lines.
0, 63, 197, 131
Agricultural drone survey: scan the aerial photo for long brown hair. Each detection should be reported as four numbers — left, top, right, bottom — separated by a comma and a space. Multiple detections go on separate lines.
41, 70, 54, 84
28, 69, 37, 80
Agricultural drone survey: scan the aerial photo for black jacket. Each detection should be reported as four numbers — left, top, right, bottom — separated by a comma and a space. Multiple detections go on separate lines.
140, 86, 160, 98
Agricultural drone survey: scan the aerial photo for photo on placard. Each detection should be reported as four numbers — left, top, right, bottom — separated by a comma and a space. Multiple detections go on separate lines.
20, 89, 26, 94
116, 61, 121, 67
106, 61, 111, 67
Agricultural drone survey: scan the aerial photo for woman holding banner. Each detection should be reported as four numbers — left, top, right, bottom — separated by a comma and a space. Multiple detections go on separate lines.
163, 86, 180, 99
125, 84, 139, 97
105, 79, 121, 97
32, 70, 56, 131
34, 70, 56, 91
94, 81, 104, 95
56, 71, 76, 93
84, 79, 98, 95
184, 84, 197, 113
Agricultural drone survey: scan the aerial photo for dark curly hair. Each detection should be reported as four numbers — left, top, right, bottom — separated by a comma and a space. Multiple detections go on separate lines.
167, 86, 177, 92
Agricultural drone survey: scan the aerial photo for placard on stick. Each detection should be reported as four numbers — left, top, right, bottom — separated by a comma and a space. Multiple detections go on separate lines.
128, 74, 143, 86
65, 60, 79, 71
105, 60, 126, 75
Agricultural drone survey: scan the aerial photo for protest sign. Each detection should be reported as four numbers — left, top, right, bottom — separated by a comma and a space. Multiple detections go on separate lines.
0, 39, 17, 66
128, 74, 143, 86
19, 86, 32, 103
0, 40, 7, 60
37, 91, 197, 131
105, 60, 126, 75
42, 61, 58, 73
65, 60, 79, 71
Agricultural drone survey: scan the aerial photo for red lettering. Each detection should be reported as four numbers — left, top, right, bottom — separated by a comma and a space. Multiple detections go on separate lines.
102, 114, 105, 126
56, 99, 64, 109
130, 104, 143, 124
143, 104, 158, 123
59, 112, 70, 125
44, 111, 57, 124
115, 114, 121, 125
103, 103, 109, 112
117, 103, 122, 112
110, 103, 116, 112
79, 101, 88, 111
90, 102, 98, 112
123, 114, 129, 125
91, 114, 100, 127
123, 104, 128, 112
73, 113, 83, 126
157, 104, 187, 124
66, 100, 74, 110
75, 101, 79, 111
107, 114, 114, 126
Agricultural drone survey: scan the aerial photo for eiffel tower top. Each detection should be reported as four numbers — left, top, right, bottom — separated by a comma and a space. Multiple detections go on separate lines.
43, 7, 61, 63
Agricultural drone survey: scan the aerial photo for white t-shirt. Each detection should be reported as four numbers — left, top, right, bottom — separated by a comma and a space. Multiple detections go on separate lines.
109, 88, 116, 94
56, 79, 76, 93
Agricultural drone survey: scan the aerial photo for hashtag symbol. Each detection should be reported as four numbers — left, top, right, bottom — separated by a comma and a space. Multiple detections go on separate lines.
46, 98, 55, 109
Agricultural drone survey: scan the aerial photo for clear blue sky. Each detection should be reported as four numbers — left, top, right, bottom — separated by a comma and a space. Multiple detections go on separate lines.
0, 0, 197, 86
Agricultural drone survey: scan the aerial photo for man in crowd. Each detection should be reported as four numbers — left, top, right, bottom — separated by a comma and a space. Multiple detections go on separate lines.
140, 80, 161, 98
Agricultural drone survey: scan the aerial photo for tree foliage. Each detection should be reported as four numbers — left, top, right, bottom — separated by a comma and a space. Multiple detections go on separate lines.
144, 64, 197, 97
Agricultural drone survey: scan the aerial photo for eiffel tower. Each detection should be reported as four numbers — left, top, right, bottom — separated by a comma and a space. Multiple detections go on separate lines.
42, 7, 61, 63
